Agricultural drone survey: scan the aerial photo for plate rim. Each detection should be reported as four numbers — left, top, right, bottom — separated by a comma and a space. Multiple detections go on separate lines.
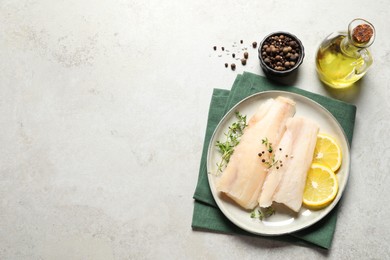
206, 90, 351, 236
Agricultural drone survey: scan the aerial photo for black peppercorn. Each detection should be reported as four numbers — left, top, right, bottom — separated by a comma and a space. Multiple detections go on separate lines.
231, 63, 236, 70
260, 33, 301, 71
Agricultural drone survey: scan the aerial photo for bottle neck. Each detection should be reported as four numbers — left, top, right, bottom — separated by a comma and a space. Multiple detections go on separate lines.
340, 36, 363, 58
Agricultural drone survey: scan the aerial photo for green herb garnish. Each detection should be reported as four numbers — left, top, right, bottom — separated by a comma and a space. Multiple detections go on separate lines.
261, 137, 273, 153
264, 156, 279, 169
215, 111, 247, 173
250, 207, 275, 220
260, 137, 280, 169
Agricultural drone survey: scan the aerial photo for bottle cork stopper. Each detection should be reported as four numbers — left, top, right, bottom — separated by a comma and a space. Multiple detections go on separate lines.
352, 24, 374, 44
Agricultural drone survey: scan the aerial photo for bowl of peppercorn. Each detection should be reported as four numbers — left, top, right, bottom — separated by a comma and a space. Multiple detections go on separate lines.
258, 32, 304, 76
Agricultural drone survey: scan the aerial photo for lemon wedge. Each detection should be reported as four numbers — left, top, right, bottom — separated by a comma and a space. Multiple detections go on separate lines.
313, 133, 342, 172
303, 163, 338, 209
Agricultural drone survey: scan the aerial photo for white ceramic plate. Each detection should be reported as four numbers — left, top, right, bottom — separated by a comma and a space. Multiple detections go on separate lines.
207, 91, 350, 236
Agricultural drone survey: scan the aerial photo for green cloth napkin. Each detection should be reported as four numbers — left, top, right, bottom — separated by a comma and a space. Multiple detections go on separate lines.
192, 72, 356, 249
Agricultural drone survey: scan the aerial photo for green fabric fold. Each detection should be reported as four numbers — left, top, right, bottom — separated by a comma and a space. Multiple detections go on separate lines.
192, 72, 356, 249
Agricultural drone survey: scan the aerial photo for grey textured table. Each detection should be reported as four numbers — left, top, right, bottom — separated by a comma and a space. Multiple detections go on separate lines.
1, 1, 389, 259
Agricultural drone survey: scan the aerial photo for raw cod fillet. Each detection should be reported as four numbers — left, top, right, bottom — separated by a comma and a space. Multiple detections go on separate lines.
216, 96, 296, 210
259, 116, 319, 212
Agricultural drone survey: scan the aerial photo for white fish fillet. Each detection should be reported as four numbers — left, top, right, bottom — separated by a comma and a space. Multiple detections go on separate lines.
216, 96, 296, 210
259, 116, 319, 212
258, 128, 293, 208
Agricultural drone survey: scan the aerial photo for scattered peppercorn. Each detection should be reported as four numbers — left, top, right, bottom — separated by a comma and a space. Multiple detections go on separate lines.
276, 166, 279, 170
258, 153, 262, 157
279, 148, 282, 151
285, 154, 288, 158
262, 151, 265, 154
213, 40, 255, 70
262, 159, 266, 163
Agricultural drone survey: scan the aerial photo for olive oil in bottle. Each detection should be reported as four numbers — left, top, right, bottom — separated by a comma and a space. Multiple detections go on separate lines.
316, 19, 375, 89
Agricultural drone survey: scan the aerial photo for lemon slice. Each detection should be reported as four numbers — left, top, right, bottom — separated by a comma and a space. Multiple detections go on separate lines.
313, 133, 342, 172
303, 163, 338, 209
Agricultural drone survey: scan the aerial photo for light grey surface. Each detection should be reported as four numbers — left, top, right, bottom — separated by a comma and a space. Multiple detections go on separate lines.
1, 1, 389, 259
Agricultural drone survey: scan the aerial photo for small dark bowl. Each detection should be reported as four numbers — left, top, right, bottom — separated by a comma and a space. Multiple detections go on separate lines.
258, 31, 305, 77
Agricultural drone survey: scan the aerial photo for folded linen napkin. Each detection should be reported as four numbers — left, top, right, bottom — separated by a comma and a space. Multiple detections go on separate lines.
192, 72, 356, 249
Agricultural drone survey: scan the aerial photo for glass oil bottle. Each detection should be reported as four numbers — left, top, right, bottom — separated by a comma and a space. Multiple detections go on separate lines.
315, 19, 375, 89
